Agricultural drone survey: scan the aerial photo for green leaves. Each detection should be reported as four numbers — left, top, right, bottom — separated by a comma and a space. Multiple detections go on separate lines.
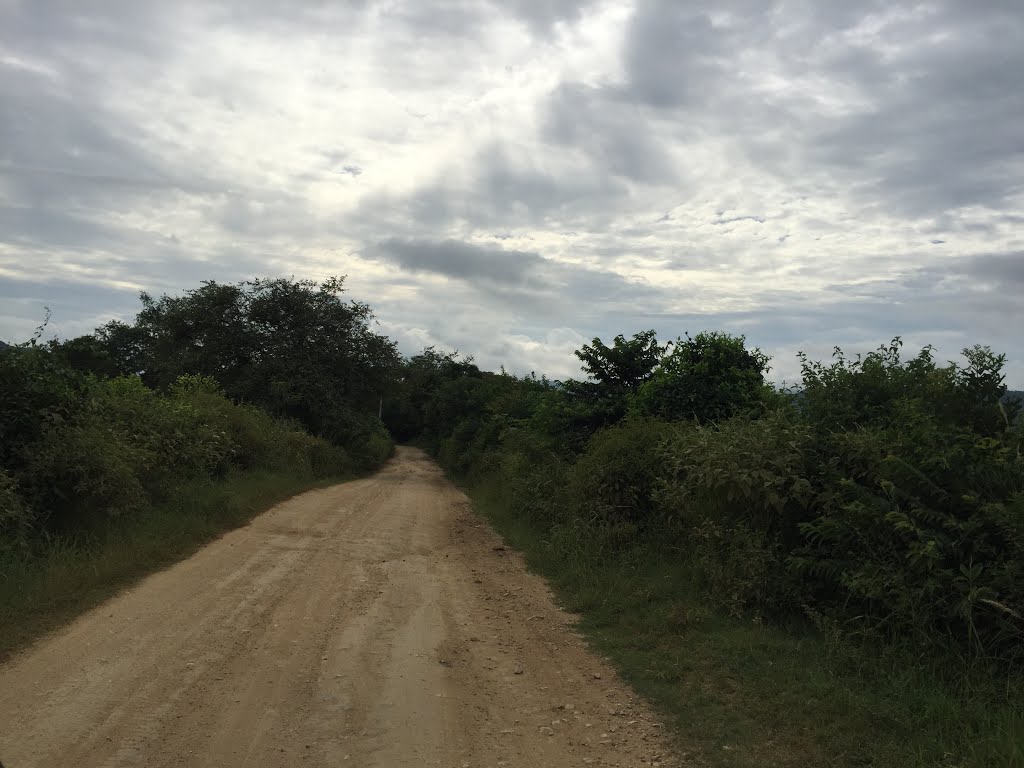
0, 344, 89, 472
2, 369, 355, 536
633, 331, 772, 423
94, 277, 401, 447
549, 331, 668, 440
791, 415, 1024, 664
0, 276, 404, 544
0, 468, 33, 550
797, 337, 1015, 438
573, 330, 665, 393
355, 320, 1024, 675
567, 417, 673, 529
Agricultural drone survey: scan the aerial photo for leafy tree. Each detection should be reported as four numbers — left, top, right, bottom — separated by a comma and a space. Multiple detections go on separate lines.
573, 330, 665, 394
0, 344, 88, 475
382, 348, 480, 443
798, 338, 1017, 437
954, 344, 1020, 434
47, 335, 121, 378
92, 277, 400, 445
93, 320, 151, 377
633, 331, 771, 422
552, 331, 667, 441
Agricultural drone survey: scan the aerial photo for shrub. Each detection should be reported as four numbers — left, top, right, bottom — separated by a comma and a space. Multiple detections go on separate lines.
26, 405, 151, 524
0, 469, 34, 550
101, 376, 235, 482
461, 422, 573, 529
170, 375, 284, 471
1, 364, 367, 541
798, 339, 1018, 437
784, 343, 1024, 663
309, 440, 352, 478
634, 331, 771, 423
655, 410, 814, 614
350, 423, 394, 471
0, 344, 88, 473
567, 419, 673, 539
793, 409, 1024, 662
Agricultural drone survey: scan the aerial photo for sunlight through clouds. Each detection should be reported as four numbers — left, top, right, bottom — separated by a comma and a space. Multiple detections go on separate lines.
1, 0, 1021, 381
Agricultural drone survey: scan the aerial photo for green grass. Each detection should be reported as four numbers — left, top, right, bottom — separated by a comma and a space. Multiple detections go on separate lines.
0, 470, 353, 662
467, 478, 1024, 768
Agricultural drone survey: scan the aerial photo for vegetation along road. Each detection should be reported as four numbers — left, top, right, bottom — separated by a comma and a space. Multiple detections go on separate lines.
0, 448, 673, 767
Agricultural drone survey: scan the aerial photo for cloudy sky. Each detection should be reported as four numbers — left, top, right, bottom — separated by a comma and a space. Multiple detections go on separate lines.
1, 1, 1022, 383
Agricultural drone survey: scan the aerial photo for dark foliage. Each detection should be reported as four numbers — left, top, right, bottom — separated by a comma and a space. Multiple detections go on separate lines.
392, 330, 1024, 677
1, 277, 397, 548
53, 278, 400, 450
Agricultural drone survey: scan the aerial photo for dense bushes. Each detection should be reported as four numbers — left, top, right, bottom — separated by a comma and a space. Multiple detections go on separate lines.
682, 343, 1022, 668
651, 402, 1024, 662
394, 332, 1024, 677
0, 342, 89, 475
634, 331, 773, 422
59, 277, 400, 451
654, 411, 815, 617
1, 276, 400, 554
0, 343, 356, 550
794, 418, 1024, 663
567, 418, 672, 531
0, 469, 31, 548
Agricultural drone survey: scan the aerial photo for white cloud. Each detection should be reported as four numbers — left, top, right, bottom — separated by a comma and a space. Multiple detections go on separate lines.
0, 0, 1022, 385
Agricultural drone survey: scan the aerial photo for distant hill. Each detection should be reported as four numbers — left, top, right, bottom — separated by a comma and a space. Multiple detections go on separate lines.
1006, 390, 1023, 403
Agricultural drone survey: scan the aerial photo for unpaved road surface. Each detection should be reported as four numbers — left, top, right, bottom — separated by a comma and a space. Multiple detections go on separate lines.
0, 447, 674, 767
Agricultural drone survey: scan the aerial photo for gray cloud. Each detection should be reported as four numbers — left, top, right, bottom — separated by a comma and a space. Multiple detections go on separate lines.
0, 0, 1022, 385
203, 0, 373, 37
496, 0, 597, 35
367, 238, 662, 322
1, 0, 176, 60
967, 253, 1024, 285
354, 142, 633, 233
0, 64, 174, 204
804, 20, 1024, 217
472, 146, 632, 227
568, 1, 1024, 219
543, 83, 679, 183
372, 238, 545, 288
620, 2, 735, 111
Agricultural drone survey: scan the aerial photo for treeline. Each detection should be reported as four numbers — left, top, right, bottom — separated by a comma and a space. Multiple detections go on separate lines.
384, 332, 1024, 676
1, 277, 396, 551
4, 278, 1023, 683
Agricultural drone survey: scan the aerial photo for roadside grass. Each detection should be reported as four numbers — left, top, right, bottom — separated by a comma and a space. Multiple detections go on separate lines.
468, 479, 1024, 768
0, 470, 354, 662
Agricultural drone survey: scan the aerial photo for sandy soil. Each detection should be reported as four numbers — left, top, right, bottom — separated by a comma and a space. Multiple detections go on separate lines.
0, 447, 675, 767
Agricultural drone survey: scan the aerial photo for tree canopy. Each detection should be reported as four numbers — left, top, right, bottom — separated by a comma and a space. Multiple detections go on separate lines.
58, 277, 400, 446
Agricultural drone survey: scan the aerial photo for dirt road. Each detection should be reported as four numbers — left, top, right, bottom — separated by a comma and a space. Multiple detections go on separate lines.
0, 447, 673, 767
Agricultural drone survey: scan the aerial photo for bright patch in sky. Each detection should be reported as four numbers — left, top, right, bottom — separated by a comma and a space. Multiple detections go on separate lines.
1, 1, 1022, 383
